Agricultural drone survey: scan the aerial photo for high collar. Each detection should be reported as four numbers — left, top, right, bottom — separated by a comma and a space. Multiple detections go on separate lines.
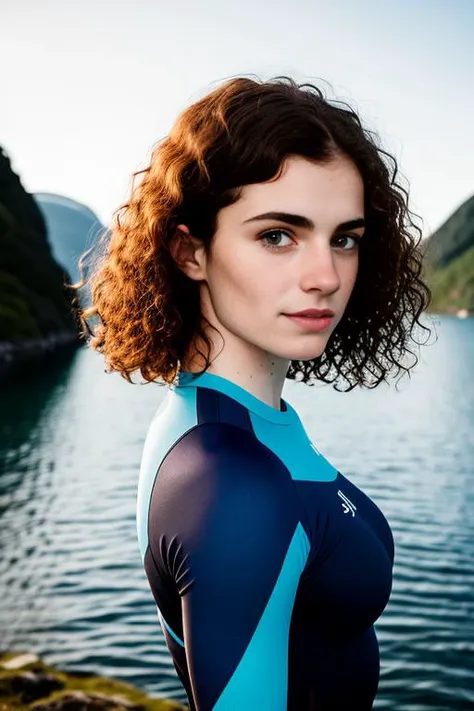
175, 370, 298, 426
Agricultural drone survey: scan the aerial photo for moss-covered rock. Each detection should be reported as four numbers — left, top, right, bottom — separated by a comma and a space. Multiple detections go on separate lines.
0, 652, 187, 711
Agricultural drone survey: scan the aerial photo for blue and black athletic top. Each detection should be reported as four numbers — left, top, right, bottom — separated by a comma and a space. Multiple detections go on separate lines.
136, 370, 395, 710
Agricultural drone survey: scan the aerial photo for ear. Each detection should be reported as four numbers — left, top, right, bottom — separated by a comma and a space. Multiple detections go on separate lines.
170, 224, 207, 281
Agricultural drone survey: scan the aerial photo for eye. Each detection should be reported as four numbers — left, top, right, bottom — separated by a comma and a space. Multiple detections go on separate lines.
333, 234, 362, 250
257, 229, 294, 250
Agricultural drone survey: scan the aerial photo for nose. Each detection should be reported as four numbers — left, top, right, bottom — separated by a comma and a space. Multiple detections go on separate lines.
298, 242, 341, 294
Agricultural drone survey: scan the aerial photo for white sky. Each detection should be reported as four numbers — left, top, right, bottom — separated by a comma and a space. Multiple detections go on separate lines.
2, 0, 473, 237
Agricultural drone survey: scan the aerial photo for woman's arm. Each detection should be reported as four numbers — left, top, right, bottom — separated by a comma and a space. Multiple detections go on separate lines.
148, 423, 311, 710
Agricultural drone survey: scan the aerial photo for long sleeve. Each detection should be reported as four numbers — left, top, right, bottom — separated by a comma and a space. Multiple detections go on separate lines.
147, 422, 311, 710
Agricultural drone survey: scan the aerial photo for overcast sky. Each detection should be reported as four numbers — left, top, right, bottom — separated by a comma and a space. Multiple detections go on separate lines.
3, 0, 473, 237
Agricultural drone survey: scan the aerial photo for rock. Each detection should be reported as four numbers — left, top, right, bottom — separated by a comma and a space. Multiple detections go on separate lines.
0, 651, 187, 711
7, 669, 64, 703
31, 690, 146, 711
1, 653, 40, 669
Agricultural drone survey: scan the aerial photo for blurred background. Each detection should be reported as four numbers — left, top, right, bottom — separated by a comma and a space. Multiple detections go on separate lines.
1, 1, 473, 709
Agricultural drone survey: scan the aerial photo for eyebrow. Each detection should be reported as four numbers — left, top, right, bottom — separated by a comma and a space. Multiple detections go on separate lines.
242, 211, 366, 232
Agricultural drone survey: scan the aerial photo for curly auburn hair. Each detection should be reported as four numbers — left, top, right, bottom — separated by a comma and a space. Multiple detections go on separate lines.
72, 74, 433, 392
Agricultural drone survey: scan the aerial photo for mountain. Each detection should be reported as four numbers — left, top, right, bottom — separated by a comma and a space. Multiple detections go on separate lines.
0, 147, 79, 342
422, 195, 474, 314
34, 193, 104, 285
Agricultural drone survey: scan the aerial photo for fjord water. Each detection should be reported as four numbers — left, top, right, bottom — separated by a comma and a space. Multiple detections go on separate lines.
0, 314, 473, 710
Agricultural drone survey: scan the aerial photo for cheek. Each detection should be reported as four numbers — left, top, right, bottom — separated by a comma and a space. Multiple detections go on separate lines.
210, 262, 275, 330
212, 254, 265, 301
343, 257, 359, 291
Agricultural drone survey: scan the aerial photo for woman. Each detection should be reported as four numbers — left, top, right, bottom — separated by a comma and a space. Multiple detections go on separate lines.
77, 75, 432, 710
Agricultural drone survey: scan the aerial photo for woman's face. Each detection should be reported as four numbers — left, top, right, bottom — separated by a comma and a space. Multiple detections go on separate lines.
178, 153, 365, 367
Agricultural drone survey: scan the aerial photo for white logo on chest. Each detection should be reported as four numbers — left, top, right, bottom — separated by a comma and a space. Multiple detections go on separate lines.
337, 490, 357, 517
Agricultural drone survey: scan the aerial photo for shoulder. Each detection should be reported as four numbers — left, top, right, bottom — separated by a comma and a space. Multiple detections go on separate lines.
148, 421, 310, 592
139, 393, 308, 547
159, 420, 296, 497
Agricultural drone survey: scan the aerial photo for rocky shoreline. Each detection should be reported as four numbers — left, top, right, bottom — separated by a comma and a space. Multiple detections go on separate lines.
0, 651, 187, 711
0, 333, 83, 384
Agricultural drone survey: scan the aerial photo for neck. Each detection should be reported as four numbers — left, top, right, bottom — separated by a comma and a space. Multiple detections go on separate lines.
181, 334, 289, 411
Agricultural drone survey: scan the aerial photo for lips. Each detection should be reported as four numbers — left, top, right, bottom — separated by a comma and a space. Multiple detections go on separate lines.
285, 309, 335, 318
285, 313, 333, 331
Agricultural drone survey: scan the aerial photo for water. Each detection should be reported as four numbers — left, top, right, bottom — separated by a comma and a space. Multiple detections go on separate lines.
1, 314, 473, 710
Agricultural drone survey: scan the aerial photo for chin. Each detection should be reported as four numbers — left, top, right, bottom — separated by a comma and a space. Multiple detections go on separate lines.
290, 350, 326, 362
276, 341, 328, 362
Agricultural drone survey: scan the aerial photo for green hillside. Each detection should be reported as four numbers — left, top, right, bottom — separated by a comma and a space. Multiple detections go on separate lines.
0, 147, 80, 341
422, 195, 474, 314
425, 245, 474, 314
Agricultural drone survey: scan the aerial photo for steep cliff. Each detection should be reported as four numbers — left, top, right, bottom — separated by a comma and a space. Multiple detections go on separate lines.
0, 146, 80, 341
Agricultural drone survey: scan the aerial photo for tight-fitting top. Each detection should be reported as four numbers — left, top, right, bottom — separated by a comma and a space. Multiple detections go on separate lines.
136, 370, 395, 710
